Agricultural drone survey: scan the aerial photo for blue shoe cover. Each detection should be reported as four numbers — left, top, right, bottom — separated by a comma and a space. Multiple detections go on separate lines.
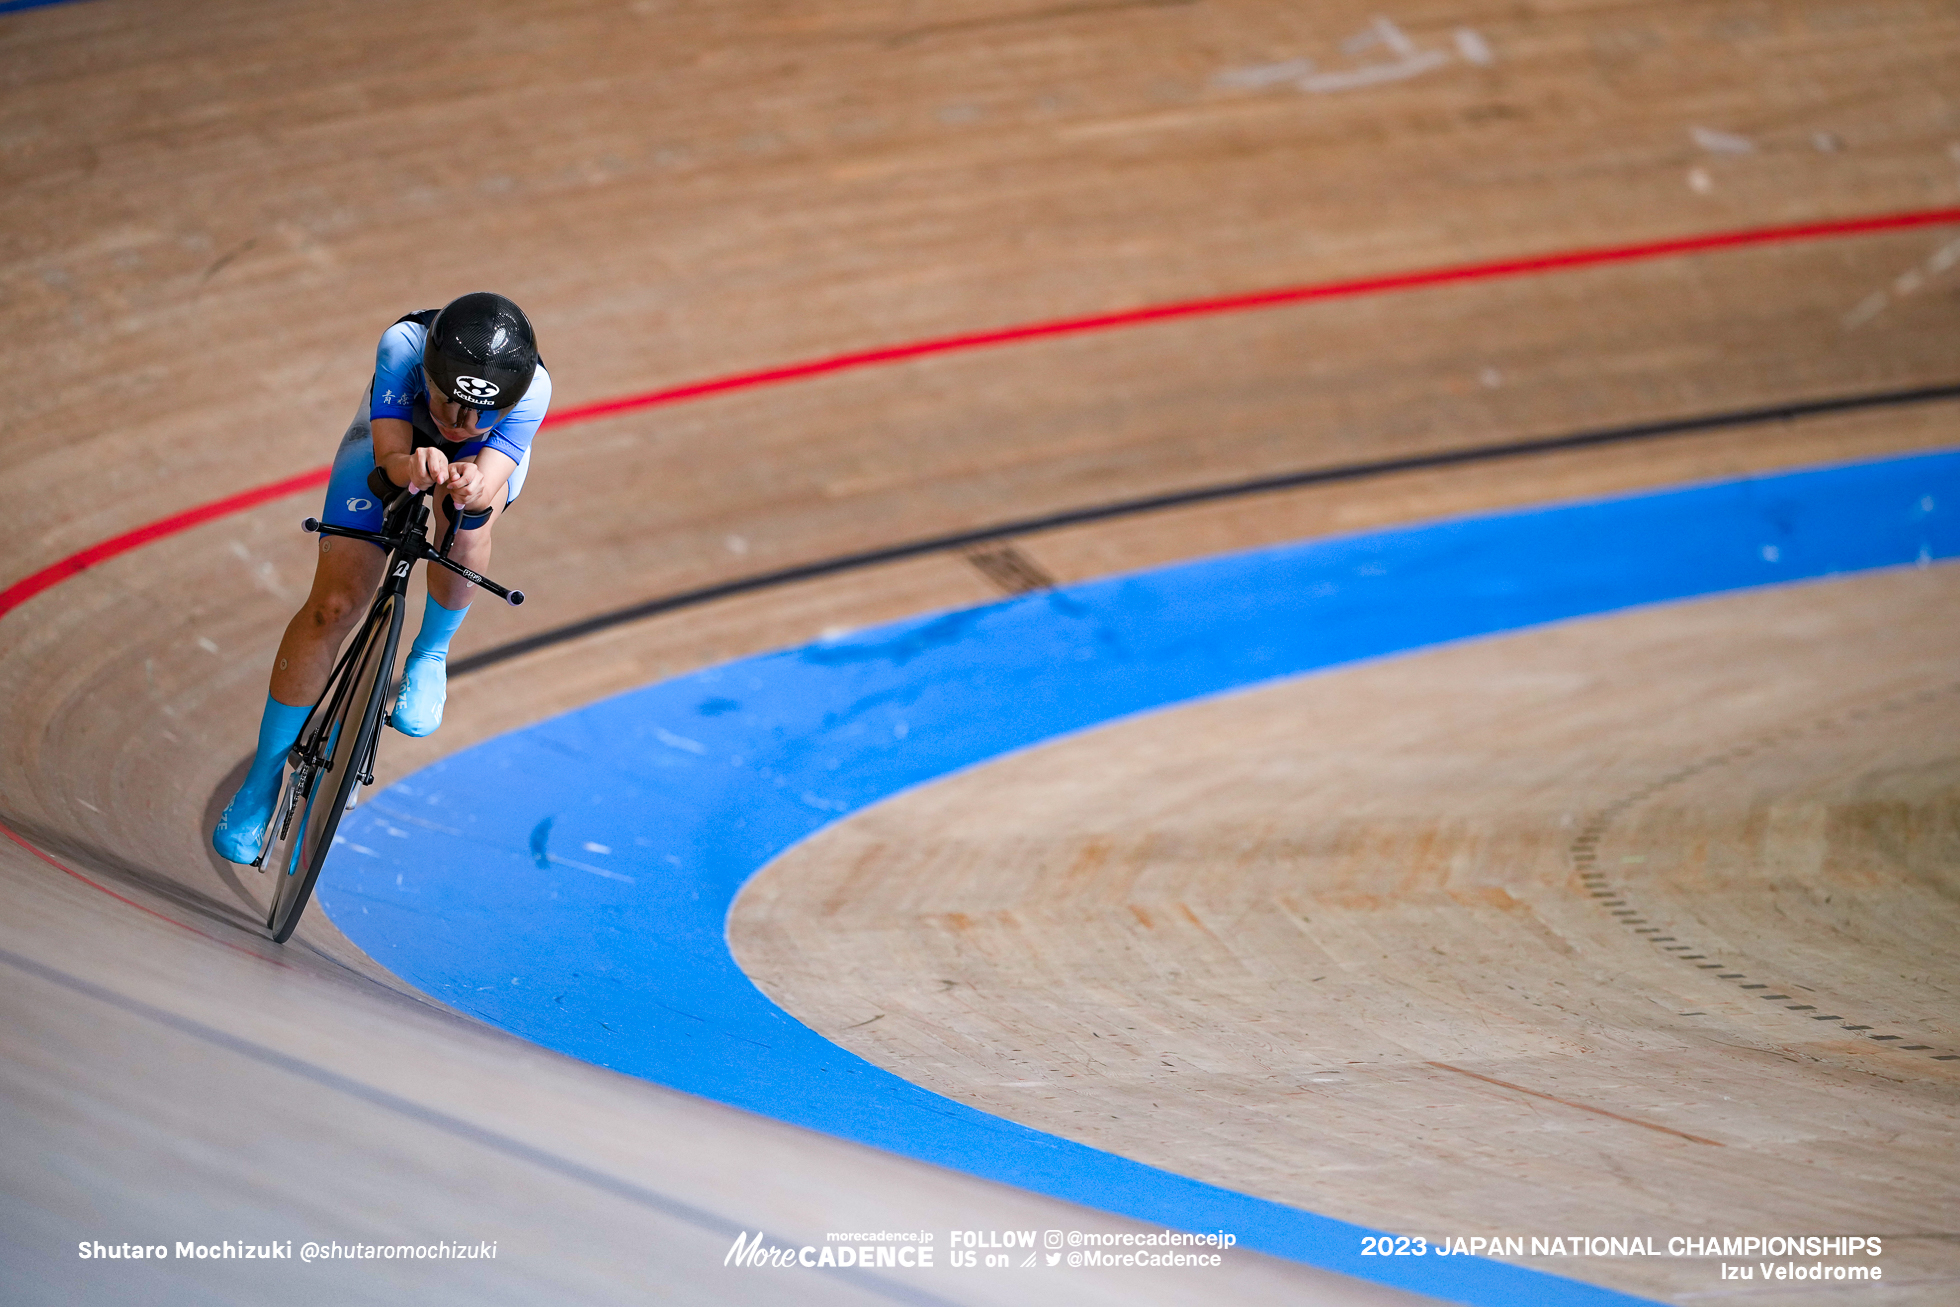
391, 652, 447, 737
212, 779, 278, 863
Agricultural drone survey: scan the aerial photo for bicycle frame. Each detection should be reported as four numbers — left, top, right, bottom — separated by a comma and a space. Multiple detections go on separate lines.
253, 480, 524, 940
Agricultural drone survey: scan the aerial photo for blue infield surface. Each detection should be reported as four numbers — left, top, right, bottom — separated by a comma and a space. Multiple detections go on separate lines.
320, 449, 1954, 1305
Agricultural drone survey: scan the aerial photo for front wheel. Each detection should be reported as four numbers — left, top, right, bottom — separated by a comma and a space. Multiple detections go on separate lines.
265, 595, 400, 943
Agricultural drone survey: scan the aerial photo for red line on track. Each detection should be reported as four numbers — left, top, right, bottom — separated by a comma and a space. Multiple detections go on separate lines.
0, 467, 332, 620
0, 818, 290, 967
5, 202, 1960, 624
541, 204, 1960, 426
6, 202, 1960, 955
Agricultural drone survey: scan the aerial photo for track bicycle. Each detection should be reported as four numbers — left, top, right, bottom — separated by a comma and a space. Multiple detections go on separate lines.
255, 471, 524, 943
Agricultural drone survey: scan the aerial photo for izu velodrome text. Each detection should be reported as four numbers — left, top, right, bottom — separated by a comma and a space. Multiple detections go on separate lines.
1423, 1236, 1883, 1257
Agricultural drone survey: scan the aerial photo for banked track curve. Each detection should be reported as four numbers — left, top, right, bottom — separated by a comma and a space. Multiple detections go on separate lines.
319, 450, 1954, 1304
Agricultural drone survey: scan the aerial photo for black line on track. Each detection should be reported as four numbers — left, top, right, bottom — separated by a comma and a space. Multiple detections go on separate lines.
0, 944, 968, 1307
452, 380, 1960, 677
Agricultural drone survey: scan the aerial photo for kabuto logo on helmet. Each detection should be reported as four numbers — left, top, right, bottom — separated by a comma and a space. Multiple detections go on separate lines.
420, 292, 540, 412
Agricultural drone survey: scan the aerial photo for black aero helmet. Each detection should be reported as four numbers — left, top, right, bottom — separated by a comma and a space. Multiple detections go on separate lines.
422, 292, 538, 412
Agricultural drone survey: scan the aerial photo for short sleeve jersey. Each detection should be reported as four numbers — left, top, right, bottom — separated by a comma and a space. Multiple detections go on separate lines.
370, 318, 552, 465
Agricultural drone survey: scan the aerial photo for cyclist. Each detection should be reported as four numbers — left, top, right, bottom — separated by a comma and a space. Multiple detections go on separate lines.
212, 292, 552, 864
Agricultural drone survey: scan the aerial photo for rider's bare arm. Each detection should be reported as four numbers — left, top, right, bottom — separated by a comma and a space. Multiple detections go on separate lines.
372, 417, 442, 492
448, 448, 518, 512
371, 419, 518, 512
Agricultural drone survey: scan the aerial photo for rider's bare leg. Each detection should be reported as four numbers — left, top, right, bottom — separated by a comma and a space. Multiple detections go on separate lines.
213, 536, 386, 862
270, 536, 390, 704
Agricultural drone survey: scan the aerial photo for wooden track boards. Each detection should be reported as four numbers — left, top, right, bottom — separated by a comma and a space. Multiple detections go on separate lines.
732, 563, 1960, 1304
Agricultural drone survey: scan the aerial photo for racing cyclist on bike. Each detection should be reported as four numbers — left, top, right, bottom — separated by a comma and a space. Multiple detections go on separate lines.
211, 292, 551, 864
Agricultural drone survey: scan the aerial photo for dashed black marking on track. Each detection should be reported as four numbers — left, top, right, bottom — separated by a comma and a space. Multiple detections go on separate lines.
1567, 678, 1960, 1065
963, 542, 1056, 595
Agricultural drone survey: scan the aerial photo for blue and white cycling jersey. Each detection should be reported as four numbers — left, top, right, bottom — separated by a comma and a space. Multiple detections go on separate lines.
321, 316, 553, 533
369, 317, 552, 467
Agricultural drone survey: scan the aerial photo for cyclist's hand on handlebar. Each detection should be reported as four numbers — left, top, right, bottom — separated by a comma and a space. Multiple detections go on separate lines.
386, 446, 450, 493
401, 446, 450, 493
440, 460, 486, 507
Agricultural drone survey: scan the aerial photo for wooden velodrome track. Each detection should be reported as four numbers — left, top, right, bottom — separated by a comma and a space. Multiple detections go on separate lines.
3, 0, 1957, 1303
